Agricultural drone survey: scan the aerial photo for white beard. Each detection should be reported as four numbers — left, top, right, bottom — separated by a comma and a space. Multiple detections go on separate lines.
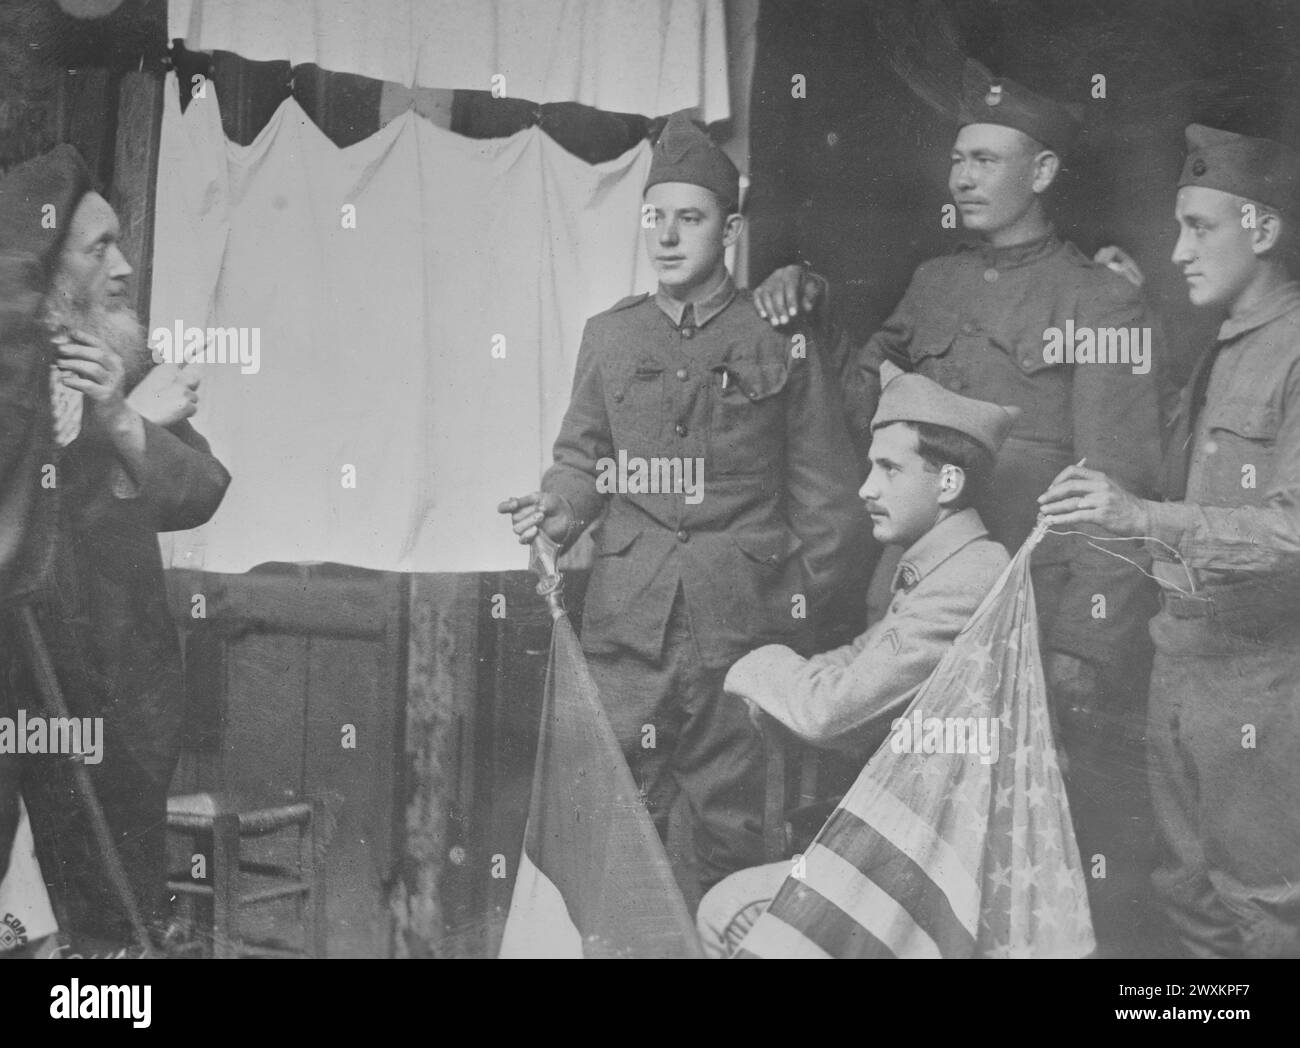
42, 274, 152, 392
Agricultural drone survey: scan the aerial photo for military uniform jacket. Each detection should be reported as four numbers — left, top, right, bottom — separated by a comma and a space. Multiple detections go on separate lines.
1151, 281, 1300, 625
725, 508, 1009, 757
841, 231, 1163, 669
544, 274, 863, 668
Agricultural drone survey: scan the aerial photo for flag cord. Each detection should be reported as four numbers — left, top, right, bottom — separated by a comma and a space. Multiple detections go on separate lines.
1041, 525, 1201, 600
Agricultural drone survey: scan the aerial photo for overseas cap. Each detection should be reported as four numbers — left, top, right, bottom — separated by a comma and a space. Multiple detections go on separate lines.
644, 111, 740, 210
872, 360, 1020, 457
1178, 123, 1300, 213
957, 59, 1082, 154
0, 143, 95, 278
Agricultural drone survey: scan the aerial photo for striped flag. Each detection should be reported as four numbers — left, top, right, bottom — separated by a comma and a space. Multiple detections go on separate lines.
498, 611, 703, 959
736, 522, 1095, 959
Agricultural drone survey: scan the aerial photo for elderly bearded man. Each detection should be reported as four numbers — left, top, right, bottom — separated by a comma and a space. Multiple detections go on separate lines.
0, 145, 230, 951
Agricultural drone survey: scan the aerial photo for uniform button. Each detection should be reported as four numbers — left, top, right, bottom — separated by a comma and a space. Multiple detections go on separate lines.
682, 327, 696, 339
613, 392, 624, 403
961, 322, 976, 335
675, 422, 688, 437
983, 268, 998, 283
747, 390, 758, 400
1022, 358, 1034, 368
676, 529, 690, 543
676, 368, 688, 381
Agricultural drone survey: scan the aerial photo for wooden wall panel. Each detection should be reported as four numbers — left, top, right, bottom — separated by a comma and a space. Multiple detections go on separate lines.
221, 632, 309, 799
305, 637, 389, 958
169, 567, 407, 958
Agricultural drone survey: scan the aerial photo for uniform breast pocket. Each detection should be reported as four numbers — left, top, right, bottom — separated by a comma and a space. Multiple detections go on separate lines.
710, 358, 789, 475
909, 335, 979, 393
908, 336, 954, 374
606, 359, 665, 444
1206, 399, 1279, 490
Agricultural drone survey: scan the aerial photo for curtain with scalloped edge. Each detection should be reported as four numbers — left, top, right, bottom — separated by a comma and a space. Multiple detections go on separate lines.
151, 71, 655, 573
167, 0, 730, 123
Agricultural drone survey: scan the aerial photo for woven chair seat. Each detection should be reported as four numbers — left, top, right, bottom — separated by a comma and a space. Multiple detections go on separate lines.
166, 792, 313, 834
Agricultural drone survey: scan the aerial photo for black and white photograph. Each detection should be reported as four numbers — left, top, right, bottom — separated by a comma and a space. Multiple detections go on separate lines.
1, 0, 1297, 990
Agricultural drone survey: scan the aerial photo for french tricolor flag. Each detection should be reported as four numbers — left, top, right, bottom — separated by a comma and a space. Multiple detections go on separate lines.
498, 612, 702, 959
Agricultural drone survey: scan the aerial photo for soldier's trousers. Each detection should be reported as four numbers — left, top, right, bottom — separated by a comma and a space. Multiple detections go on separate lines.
1147, 611, 1300, 958
585, 591, 766, 910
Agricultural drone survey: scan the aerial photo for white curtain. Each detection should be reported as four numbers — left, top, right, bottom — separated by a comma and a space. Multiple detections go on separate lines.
152, 72, 655, 573
167, 0, 730, 123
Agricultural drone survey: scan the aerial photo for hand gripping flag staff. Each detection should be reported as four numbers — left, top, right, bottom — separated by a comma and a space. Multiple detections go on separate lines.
498, 533, 704, 958
736, 518, 1096, 959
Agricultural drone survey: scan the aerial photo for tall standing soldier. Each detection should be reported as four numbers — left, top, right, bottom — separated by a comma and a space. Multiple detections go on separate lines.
750, 61, 1166, 951
1042, 124, 1300, 958
499, 113, 863, 905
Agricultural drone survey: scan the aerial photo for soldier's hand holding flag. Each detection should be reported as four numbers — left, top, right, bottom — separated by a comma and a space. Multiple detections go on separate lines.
1037, 463, 1153, 537
497, 491, 576, 546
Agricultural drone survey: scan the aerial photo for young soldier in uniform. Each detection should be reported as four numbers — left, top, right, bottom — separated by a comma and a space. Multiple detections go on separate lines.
749, 61, 1165, 949
696, 365, 1017, 956
499, 113, 862, 904
1042, 124, 1300, 958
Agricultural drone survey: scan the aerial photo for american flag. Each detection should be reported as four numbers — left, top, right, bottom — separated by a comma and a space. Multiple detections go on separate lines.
736, 521, 1095, 958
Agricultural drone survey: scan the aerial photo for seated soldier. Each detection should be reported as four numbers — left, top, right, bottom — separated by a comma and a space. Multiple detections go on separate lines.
697, 362, 1018, 956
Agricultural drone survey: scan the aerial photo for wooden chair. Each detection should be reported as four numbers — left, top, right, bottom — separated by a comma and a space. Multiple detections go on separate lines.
760, 715, 861, 862
165, 791, 326, 959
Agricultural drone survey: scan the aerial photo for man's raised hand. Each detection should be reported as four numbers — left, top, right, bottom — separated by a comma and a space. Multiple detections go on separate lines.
128, 362, 201, 427
53, 328, 128, 420
497, 491, 573, 545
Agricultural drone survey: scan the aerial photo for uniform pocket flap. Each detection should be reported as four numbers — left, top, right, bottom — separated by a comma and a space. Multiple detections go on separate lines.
732, 527, 802, 565
909, 335, 958, 366
996, 328, 1057, 375
1206, 399, 1279, 441
725, 359, 790, 402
